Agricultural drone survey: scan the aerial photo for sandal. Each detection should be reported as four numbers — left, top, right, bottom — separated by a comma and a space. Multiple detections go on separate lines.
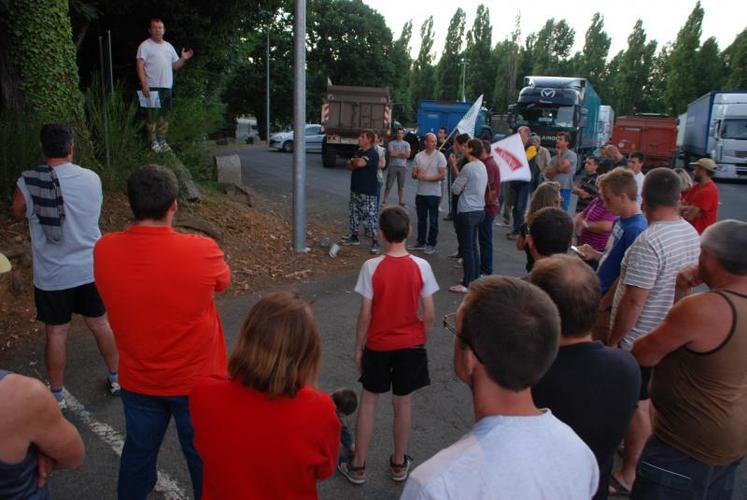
608, 471, 632, 496
390, 454, 413, 482
449, 284, 469, 294
338, 458, 366, 485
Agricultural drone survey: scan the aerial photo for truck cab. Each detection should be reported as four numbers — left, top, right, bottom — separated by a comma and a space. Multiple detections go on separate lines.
710, 96, 747, 178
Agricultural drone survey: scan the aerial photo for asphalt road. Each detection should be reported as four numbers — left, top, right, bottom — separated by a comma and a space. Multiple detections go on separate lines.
1, 147, 746, 500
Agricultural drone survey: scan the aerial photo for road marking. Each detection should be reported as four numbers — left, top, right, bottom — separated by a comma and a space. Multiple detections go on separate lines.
62, 389, 188, 500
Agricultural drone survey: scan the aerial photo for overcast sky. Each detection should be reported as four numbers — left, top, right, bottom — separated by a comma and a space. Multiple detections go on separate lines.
363, 0, 745, 61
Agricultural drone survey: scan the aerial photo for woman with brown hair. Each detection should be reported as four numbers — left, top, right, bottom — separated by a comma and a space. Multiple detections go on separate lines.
190, 289, 340, 500
516, 181, 562, 272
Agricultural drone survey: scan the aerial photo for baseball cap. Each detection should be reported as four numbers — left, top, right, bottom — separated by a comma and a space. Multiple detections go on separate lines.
0, 252, 11, 274
689, 158, 718, 172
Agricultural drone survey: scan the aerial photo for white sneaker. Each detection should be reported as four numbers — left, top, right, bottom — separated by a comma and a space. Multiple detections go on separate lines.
424, 246, 436, 255
107, 378, 121, 396
57, 397, 68, 411
159, 141, 172, 152
151, 140, 162, 152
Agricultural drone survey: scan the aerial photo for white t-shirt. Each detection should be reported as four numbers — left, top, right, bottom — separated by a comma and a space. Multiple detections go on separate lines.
611, 218, 700, 350
401, 410, 599, 500
136, 38, 179, 88
634, 171, 645, 206
17, 163, 103, 291
414, 150, 447, 197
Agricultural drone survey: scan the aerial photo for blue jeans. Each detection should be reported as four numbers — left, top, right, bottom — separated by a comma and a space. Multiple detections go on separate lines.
560, 188, 571, 212
478, 213, 495, 275
631, 435, 742, 500
119, 389, 202, 500
510, 181, 530, 233
456, 211, 484, 286
415, 195, 440, 246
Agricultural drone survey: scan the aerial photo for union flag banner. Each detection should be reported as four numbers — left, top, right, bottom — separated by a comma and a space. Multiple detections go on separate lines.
491, 133, 531, 182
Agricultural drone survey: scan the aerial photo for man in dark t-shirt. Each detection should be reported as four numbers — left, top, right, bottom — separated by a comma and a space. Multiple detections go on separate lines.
342, 129, 381, 254
530, 255, 640, 500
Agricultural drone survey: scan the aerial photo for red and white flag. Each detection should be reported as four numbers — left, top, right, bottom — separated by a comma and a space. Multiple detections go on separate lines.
491, 133, 531, 182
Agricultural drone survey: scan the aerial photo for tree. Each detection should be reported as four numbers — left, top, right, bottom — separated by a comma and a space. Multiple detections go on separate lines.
392, 21, 414, 121
610, 20, 657, 115
724, 29, 747, 89
529, 19, 575, 75
435, 8, 466, 100
695, 37, 725, 97
641, 44, 672, 114
575, 13, 611, 96
492, 15, 523, 112
410, 16, 436, 107
665, 1, 704, 114
464, 4, 494, 104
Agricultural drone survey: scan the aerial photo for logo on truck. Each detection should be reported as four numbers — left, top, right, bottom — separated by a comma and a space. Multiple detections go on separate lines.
540, 89, 556, 98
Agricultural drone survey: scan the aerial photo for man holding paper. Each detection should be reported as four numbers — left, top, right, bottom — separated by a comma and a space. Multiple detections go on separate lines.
136, 18, 193, 153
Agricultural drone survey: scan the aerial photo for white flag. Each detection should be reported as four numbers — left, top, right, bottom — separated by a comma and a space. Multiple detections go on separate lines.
454, 95, 483, 137
490, 133, 531, 182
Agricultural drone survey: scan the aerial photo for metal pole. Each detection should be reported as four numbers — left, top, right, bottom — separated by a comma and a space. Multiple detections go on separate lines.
292, 0, 307, 252
460, 58, 468, 102
107, 30, 114, 94
266, 27, 271, 146
98, 36, 111, 175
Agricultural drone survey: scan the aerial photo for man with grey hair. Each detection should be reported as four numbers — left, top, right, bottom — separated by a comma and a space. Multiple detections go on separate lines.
631, 220, 747, 499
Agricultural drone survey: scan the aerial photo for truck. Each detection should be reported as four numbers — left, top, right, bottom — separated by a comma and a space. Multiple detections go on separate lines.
681, 90, 747, 179
611, 115, 677, 170
320, 85, 391, 168
416, 100, 493, 140
509, 76, 602, 155
597, 105, 615, 151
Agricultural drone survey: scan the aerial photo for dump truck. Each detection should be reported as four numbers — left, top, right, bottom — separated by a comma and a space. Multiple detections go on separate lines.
611, 115, 677, 170
320, 85, 391, 168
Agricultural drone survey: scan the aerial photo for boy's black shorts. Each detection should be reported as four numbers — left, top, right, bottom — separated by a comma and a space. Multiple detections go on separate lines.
34, 283, 106, 326
359, 346, 430, 396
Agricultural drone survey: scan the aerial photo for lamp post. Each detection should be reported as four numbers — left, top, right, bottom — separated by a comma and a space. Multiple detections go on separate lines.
459, 57, 469, 102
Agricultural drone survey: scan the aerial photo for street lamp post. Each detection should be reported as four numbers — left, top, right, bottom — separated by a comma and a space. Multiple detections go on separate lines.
459, 57, 469, 102
292, 0, 308, 252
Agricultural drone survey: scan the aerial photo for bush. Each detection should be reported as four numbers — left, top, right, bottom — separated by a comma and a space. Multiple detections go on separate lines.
0, 110, 44, 202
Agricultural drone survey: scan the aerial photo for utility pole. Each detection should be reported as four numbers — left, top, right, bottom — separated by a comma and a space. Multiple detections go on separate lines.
459, 57, 469, 102
292, 0, 308, 252
266, 27, 271, 145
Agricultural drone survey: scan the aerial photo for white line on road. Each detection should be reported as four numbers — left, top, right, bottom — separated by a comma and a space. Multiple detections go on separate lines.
62, 389, 188, 500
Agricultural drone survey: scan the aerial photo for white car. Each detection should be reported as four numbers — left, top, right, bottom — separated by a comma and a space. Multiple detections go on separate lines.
269, 124, 324, 153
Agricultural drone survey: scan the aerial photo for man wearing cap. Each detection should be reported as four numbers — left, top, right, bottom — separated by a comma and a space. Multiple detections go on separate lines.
631, 220, 747, 499
681, 158, 719, 234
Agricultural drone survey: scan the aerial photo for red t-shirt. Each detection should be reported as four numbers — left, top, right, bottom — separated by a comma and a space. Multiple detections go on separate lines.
354, 254, 439, 351
94, 225, 230, 396
189, 377, 340, 500
483, 156, 501, 218
683, 180, 719, 234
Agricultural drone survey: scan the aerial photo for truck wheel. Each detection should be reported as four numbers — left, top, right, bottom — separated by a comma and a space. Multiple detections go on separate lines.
282, 141, 293, 153
323, 147, 336, 168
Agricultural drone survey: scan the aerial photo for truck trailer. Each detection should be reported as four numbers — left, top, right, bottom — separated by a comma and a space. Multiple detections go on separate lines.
321, 85, 391, 168
509, 76, 602, 155
682, 90, 747, 179
611, 115, 677, 170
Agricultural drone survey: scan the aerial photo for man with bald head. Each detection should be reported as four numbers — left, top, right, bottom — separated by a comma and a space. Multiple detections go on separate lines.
411, 132, 447, 254
531, 255, 640, 500
631, 220, 747, 499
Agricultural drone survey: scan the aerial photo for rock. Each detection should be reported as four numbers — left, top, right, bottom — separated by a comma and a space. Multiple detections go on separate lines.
175, 216, 223, 241
223, 184, 253, 207
214, 154, 242, 186
172, 159, 202, 202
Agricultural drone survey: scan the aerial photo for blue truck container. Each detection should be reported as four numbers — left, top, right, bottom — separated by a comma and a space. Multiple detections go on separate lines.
416, 101, 492, 139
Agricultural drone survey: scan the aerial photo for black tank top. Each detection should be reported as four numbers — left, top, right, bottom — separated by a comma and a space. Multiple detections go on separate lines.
0, 369, 50, 499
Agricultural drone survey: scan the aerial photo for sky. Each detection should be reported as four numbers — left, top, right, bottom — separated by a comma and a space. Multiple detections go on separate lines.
363, 0, 745, 61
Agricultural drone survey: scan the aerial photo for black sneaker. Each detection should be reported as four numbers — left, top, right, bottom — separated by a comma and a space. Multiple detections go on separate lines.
107, 378, 121, 396
390, 454, 413, 482
338, 458, 366, 485
340, 235, 360, 246
370, 241, 381, 255
408, 243, 427, 251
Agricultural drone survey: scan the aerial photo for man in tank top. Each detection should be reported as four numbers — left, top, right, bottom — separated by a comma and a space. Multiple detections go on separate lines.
631, 220, 747, 499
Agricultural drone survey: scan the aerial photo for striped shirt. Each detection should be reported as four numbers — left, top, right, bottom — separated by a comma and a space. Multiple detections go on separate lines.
578, 198, 616, 252
612, 219, 700, 350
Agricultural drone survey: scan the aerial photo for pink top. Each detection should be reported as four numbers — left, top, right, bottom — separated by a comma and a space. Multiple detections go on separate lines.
579, 198, 616, 252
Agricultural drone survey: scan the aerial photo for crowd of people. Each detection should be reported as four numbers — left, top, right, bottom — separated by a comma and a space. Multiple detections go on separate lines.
1, 117, 745, 500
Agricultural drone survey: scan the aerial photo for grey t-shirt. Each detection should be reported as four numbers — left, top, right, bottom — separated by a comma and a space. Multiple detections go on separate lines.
401, 410, 599, 500
17, 163, 103, 291
451, 160, 487, 213
388, 140, 411, 168
550, 149, 578, 190
414, 150, 447, 197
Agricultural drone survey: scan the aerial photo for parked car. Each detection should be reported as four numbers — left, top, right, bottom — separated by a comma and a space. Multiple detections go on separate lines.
269, 124, 325, 153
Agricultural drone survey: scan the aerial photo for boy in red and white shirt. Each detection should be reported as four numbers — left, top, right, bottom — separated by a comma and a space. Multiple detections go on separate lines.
339, 206, 439, 485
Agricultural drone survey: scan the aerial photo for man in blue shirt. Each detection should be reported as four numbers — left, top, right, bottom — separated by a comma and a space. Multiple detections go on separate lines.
341, 129, 381, 254
577, 167, 647, 342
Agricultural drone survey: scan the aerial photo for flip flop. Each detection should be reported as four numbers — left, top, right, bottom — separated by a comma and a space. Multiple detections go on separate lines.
449, 284, 469, 294
608, 471, 632, 496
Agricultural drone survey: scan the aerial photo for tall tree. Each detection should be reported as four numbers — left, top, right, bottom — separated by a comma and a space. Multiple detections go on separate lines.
665, 2, 704, 114
410, 16, 436, 108
576, 13, 611, 95
695, 37, 725, 97
464, 4, 494, 104
392, 21, 414, 121
492, 15, 523, 112
641, 44, 672, 114
435, 8, 466, 100
724, 29, 747, 89
610, 20, 657, 115
529, 18, 575, 75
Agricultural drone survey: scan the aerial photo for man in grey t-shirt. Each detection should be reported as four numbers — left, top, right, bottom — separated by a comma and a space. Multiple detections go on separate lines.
412, 133, 447, 253
546, 132, 577, 212
383, 128, 411, 207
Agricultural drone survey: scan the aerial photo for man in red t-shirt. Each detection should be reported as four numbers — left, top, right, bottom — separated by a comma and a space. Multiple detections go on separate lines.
94, 165, 230, 500
681, 158, 719, 234
339, 207, 439, 486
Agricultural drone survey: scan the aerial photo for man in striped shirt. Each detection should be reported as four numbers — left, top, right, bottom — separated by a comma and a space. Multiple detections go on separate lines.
607, 168, 700, 493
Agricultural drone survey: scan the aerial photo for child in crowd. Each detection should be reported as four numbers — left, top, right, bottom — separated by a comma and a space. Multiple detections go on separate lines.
331, 388, 358, 460
339, 206, 438, 485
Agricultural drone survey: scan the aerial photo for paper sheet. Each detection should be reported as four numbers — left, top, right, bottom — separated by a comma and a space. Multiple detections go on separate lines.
137, 90, 161, 108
